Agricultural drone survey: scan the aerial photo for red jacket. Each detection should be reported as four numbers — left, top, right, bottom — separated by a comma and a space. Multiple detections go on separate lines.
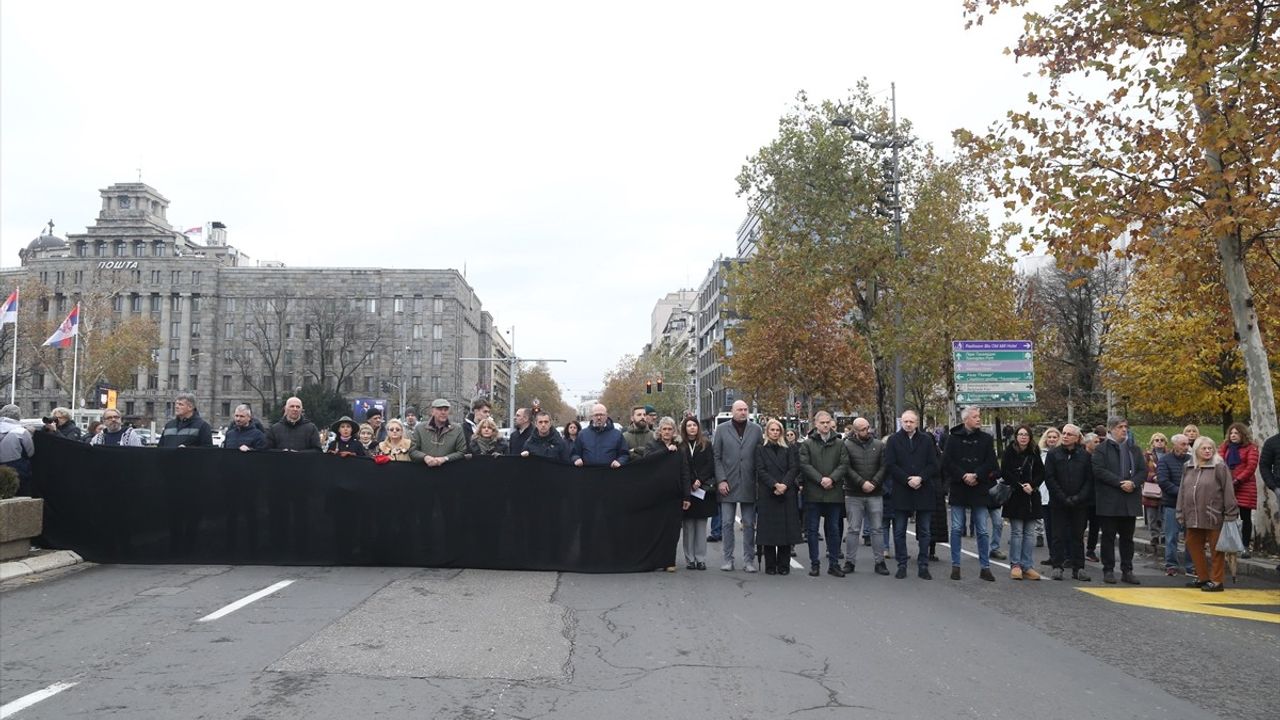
1218, 441, 1259, 510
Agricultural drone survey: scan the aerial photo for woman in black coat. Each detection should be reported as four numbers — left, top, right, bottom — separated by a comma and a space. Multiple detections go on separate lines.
755, 418, 803, 575
645, 417, 683, 572
1001, 424, 1045, 580
679, 417, 717, 570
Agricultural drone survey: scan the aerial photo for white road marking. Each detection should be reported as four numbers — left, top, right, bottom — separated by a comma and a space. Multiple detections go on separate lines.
907, 530, 1013, 570
0, 681, 78, 718
790, 558, 805, 569
197, 580, 294, 622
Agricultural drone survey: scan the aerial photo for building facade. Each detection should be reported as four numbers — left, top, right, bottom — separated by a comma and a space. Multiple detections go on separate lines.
2, 182, 490, 429
694, 256, 744, 424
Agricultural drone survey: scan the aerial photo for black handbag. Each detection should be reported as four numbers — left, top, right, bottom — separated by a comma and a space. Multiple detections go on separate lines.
989, 480, 1013, 505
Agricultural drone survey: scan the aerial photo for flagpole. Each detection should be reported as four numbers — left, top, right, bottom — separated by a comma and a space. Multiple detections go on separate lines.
9, 287, 17, 405
71, 302, 80, 416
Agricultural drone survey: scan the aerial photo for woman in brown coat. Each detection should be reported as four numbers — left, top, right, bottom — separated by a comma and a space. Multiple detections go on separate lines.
1176, 436, 1239, 592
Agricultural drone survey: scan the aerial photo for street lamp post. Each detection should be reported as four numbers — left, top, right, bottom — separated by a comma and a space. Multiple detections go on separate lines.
833, 82, 908, 425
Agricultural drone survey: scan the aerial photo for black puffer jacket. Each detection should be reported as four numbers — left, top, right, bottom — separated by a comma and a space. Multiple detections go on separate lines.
942, 424, 999, 508
267, 416, 322, 451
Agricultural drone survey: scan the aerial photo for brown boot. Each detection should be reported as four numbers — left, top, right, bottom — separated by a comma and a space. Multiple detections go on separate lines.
1023, 568, 1041, 581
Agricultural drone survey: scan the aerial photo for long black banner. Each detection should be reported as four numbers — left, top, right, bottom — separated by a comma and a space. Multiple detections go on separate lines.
31, 433, 684, 573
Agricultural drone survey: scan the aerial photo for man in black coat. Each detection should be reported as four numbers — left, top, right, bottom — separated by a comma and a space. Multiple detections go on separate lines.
158, 393, 213, 447
883, 410, 939, 580
942, 406, 1000, 582
1044, 424, 1093, 581
1092, 416, 1144, 585
266, 397, 322, 451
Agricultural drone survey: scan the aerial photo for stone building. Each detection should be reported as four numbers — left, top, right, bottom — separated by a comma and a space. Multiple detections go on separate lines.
2, 182, 490, 429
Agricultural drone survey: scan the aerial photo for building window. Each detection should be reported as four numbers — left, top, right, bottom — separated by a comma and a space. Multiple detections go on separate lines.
222, 375, 231, 391
154, 243, 165, 257
146, 401, 155, 418
221, 402, 231, 418
191, 271, 201, 285
394, 297, 404, 313
150, 295, 162, 312
432, 350, 442, 366
126, 400, 135, 415
150, 270, 161, 284
285, 324, 294, 339
414, 296, 424, 313
147, 375, 158, 390
223, 349, 234, 362
344, 377, 353, 391
190, 322, 201, 338
171, 270, 181, 284
412, 376, 421, 388
431, 376, 441, 392
115, 242, 126, 257
55, 271, 65, 285
225, 297, 236, 312
224, 322, 234, 339
367, 298, 378, 313
168, 374, 178, 389
33, 373, 44, 390
76, 244, 87, 258
112, 295, 124, 312
305, 349, 314, 365
73, 270, 83, 284
189, 375, 199, 389
304, 324, 312, 340
171, 295, 182, 312
169, 348, 180, 362
191, 296, 201, 312
170, 322, 180, 339
433, 296, 443, 313
364, 376, 374, 392
413, 324, 424, 339
432, 324, 442, 340
135, 242, 145, 257
284, 350, 294, 366
94, 244, 104, 257
262, 374, 272, 389
130, 295, 145, 314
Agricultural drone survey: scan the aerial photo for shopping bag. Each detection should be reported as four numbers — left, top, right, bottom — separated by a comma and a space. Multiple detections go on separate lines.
1216, 519, 1245, 554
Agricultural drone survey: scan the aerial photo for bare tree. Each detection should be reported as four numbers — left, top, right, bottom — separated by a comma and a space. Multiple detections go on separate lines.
302, 297, 383, 392
230, 292, 292, 414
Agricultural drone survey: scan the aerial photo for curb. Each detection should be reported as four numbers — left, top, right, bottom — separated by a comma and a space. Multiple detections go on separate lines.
1131, 533, 1278, 582
0, 550, 84, 582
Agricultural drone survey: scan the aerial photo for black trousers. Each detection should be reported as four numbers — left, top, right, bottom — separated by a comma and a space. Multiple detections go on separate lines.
763, 545, 791, 572
1050, 503, 1089, 570
1241, 510, 1253, 550
1100, 516, 1136, 573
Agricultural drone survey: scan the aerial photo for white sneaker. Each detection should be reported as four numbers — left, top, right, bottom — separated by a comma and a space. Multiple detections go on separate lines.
744, 562, 758, 574
720, 561, 734, 571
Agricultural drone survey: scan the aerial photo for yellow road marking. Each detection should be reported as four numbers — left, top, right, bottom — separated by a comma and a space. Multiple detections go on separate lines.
1078, 587, 1280, 624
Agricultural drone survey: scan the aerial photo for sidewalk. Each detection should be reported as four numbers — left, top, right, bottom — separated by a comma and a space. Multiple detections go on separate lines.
1133, 519, 1278, 581
0, 549, 84, 583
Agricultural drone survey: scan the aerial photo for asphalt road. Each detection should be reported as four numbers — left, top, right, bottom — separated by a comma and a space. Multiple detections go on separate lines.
2, 532, 1278, 720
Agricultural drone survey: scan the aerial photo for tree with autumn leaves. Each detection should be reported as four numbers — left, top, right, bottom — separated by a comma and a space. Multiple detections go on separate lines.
732, 86, 1024, 431
961, 0, 1279, 547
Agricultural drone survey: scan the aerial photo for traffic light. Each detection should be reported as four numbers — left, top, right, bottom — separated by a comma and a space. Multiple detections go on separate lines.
645, 380, 653, 394
656, 377, 663, 393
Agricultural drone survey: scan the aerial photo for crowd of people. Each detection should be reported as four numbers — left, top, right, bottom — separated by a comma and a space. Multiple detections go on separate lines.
2, 392, 1277, 588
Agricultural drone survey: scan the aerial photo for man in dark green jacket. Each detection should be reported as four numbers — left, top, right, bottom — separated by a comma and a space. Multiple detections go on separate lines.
409, 398, 467, 466
843, 418, 889, 576
799, 411, 850, 577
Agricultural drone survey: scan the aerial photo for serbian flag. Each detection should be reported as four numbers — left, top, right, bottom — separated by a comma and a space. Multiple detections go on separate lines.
0, 289, 16, 325
43, 305, 79, 348
184, 226, 203, 235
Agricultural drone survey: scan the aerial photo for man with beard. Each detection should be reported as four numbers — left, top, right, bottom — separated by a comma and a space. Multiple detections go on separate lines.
623, 405, 655, 460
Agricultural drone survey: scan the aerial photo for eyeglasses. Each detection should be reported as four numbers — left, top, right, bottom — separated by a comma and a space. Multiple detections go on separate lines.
1153, 439, 1166, 443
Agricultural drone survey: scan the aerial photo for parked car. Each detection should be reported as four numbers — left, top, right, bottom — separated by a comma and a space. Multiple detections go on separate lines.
211, 430, 225, 447
133, 428, 157, 446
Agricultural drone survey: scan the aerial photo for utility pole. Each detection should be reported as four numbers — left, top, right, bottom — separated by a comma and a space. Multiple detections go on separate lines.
459, 353, 567, 428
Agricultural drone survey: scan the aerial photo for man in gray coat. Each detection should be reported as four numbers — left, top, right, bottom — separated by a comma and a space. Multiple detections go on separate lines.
713, 400, 763, 572
844, 417, 889, 576
1092, 416, 1144, 585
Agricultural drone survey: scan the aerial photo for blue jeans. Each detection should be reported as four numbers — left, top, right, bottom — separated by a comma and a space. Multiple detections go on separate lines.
950, 505, 992, 568
893, 509, 930, 569
990, 507, 1004, 552
1008, 518, 1036, 569
709, 509, 722, 539
806, 502, 842, 567
1163, 506, 1194, 572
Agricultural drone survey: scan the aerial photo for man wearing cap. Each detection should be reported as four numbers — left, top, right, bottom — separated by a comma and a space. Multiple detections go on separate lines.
365, 407, 388, 444
410, 398, 467, 466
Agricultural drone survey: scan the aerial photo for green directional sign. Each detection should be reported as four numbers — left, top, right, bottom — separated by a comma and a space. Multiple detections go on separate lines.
953, 340, 1036, 407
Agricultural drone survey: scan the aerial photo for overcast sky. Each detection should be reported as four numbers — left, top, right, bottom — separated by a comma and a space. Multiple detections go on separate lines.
1, 1, 1041, 400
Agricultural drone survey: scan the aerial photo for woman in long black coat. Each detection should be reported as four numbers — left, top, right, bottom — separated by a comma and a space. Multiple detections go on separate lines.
755, 418, 803, 575
678, 417, 717, 570
1001, 424, 1045, 580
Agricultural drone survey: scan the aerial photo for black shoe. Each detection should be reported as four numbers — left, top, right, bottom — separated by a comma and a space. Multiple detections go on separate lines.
979, 568, 996, 582
765, 567, 778, 575
1086, 551, 1100, 563
1039, 559, 1053, 566
828, 565, 846, 578
1103, 571, 1117, 584
990, 550, 1007, 561
842, 561, 855, 574
1051, 568, 1064, 580
928, 553, 940, 562
696, 562, 706, 571
707, 536, 721, 543
895, 566, 907, 579
685, 562, 697, 570
809, 565, 820, 577
1036, 536, 1044, 548
874, 562, 889, 576
918, 567, 932, 580
1201, 581, 1224, 592
950, 566, 961, 581
1121, 572, 1140, 585
1185, 579, 1206, 588
779, 565, 790, 575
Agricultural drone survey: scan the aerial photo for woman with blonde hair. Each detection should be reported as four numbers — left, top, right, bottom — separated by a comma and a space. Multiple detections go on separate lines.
1143, 432, 1169, 552
375, 419, 413, 462
467, 416, 508, 457
754, 418, 803, 575
1036, 428, 1061, 553
1178, 435, 1239, 592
